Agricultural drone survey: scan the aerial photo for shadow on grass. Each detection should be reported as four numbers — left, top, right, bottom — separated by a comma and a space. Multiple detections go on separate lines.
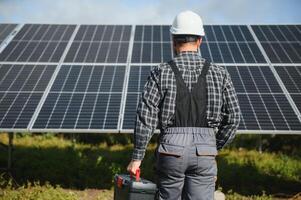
1, 144, 133, 190
216, 155, 301, 196
1, 144, 300, 196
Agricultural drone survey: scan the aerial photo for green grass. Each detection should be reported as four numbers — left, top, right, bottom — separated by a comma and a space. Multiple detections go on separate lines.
0, 178, 78, 200
0, 133, 300, 199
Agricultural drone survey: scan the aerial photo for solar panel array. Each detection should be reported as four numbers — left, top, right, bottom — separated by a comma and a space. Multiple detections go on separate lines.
0, 23, 300, 133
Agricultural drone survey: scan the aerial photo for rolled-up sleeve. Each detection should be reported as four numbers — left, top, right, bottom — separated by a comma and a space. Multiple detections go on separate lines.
216, 70, 241, 150
132, 66, 162, 160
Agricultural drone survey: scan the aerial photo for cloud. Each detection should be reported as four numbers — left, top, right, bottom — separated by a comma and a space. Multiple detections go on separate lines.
0, 0, 300, 24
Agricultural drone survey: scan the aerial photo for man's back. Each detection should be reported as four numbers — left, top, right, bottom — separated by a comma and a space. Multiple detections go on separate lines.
142, 51, 239, 143
128, 10, 240, 200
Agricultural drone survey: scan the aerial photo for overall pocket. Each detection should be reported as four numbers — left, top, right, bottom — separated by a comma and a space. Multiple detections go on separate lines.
196, 144, 218, 156
156, 143, 184, 173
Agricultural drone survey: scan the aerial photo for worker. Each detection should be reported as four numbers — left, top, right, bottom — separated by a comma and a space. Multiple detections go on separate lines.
127, 10, 241, 200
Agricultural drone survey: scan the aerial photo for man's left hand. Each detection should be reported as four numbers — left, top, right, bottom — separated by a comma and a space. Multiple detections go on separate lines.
127, 160, 141, 175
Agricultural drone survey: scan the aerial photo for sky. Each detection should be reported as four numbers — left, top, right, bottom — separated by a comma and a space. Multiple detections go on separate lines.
0, 0, 300, 25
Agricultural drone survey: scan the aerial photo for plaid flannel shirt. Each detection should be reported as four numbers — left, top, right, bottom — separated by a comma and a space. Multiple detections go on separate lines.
132, 51, 241, 160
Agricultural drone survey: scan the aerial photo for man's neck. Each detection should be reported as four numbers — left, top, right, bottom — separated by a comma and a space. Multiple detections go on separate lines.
177, 46, 198, 54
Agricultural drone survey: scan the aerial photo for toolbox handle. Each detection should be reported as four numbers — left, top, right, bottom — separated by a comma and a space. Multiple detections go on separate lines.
130, 168, 140, 182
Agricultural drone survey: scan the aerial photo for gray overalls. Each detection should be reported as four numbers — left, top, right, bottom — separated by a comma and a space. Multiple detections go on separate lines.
155, 60, 218, 200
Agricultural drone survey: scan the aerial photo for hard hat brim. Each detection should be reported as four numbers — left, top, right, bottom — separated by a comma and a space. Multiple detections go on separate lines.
170, 26, 205, 36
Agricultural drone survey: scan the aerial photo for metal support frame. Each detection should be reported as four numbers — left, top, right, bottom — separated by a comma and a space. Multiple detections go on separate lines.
7, 133, 13, 171
0, 132, 14, 173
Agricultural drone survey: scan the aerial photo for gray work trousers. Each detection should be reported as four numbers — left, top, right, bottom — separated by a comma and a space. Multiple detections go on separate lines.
155, 127, 218, 200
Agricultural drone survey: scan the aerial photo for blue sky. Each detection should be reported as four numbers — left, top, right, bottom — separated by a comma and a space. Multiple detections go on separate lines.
0, 0, 300, 24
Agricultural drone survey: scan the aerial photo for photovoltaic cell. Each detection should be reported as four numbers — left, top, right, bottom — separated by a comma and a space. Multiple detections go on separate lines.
64, 25, 131, 63
0, 24, 17, 44
0, 24, 76, 62
33, 65, 125, 129
252, 25, 301, 63
0, 64, 56, 129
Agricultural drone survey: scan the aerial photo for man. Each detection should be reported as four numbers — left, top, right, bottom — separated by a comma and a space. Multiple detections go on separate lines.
127, 10, 241, 200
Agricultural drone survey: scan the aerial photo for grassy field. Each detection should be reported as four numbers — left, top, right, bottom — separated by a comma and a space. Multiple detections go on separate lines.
0, 133, 300, 200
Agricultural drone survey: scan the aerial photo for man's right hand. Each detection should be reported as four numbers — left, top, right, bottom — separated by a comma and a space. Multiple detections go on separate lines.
127, 160, 141, 175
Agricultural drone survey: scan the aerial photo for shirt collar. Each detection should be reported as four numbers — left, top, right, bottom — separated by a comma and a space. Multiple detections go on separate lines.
174, 51, 206, 69
176, 51, 201, 58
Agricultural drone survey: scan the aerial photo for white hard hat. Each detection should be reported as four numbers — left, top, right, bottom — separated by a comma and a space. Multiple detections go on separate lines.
170, 10, 205, 36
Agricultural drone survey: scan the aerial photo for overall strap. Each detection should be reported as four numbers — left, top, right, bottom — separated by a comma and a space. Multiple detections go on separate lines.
200, 59, 210, 77
168, 60, 188, 90
168, 59, 211, 92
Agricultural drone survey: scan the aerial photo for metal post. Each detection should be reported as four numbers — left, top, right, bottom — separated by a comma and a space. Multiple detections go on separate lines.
7, 132, 13, 171
258, 134, 262, 154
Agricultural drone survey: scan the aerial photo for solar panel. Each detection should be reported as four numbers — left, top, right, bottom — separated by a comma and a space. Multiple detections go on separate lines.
201, 25, 266, 63
0, 24, 76, 62
225, 65, 301, 130
32, 65, 125, 130
123, 65, 152, 129
237, 94, 301, 130
132, 25, 173, 63
64, 25, 131, 63
0, 64, 56, 129
291, 94, 301, 113
0, 23, 300, 133
274, 65, 301, 113
0, 24, 17, 45
131, 25, 266, 64
252, 25, 301, 63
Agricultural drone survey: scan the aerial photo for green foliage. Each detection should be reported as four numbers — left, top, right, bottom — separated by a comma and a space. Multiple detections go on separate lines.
225, 190, 272, 200
0, 174, 78, 200
0, 132, 300, 199
229, 134, 301, 157
216, 149, 301, 195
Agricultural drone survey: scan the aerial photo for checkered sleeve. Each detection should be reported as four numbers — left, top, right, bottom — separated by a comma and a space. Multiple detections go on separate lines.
132, 66, 162, 160
216, 70, 241, 150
